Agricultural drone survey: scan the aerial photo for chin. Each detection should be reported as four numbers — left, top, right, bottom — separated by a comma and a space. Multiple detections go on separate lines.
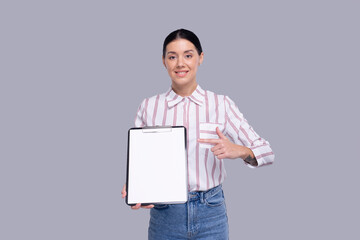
172, 79, 192, 86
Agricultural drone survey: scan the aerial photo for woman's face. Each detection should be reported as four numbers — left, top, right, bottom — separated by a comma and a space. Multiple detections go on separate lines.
163, 39, 204, 91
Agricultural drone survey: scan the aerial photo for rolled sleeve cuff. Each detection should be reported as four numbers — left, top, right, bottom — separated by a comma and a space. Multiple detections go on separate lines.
246, 146, 274, 168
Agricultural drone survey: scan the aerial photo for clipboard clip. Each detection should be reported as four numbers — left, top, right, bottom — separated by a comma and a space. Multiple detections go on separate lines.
142, 126, 172, 133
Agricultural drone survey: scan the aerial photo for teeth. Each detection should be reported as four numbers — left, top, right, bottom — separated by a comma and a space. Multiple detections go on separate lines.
177, 72, 186, 76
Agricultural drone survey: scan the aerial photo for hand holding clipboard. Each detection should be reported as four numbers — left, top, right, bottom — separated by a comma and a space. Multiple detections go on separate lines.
121, 184, 154, 209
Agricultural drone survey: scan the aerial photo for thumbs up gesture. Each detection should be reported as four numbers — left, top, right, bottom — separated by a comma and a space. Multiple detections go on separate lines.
198, 127, 254, 160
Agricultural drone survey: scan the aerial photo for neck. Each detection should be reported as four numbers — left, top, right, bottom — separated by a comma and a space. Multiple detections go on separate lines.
172, 82, 198, 97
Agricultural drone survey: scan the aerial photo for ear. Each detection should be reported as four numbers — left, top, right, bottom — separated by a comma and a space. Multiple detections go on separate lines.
162, 56, 167, 68
199, 52, 204, 66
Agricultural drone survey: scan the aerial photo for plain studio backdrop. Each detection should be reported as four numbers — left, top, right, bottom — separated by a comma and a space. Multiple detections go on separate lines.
1, 1, 359, 239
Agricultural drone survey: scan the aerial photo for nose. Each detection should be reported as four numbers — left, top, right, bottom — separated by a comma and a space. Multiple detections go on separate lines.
176, 57, 185, 68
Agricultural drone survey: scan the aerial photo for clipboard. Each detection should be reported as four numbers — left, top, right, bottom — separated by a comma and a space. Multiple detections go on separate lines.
126, 126, 188, 206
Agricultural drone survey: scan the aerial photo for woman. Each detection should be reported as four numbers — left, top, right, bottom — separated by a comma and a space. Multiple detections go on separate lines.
122, 29, 274, 240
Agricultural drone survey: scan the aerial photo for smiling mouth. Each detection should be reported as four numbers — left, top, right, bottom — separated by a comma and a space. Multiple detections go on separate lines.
175, 71, 189, 77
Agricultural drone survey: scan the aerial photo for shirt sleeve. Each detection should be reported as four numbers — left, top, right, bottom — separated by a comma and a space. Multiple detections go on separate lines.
134, 98, 147, 127
224, 96, 274, 168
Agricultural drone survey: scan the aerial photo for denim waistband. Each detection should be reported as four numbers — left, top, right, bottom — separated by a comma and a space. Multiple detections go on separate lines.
188, 184, 222, 203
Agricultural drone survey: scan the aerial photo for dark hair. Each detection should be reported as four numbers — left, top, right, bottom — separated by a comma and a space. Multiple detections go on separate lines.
162, 29, 203, 57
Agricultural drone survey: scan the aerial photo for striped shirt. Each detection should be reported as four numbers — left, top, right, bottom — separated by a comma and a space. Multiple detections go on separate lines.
134, 85, 274, 191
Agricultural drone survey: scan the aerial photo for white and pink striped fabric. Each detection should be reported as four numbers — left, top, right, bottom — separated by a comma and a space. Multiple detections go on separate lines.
134, 85, 274, 192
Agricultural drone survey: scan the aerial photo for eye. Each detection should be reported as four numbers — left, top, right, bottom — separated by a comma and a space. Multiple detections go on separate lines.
185, 54, 192, 59
168, 56, 176, 60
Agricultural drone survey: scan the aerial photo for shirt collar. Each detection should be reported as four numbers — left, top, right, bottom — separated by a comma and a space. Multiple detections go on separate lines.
166, 85, 205, 108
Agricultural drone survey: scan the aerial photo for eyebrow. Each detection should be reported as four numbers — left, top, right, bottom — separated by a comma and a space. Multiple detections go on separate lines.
166, 50, 195, 55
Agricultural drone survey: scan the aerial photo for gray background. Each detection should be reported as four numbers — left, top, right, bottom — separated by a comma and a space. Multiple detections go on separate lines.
1, 0, 359, 239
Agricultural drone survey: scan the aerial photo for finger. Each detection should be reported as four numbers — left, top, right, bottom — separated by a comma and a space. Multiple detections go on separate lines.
213, 149, 225, 156
198, 138, 221, 144
131, 203, 141, 210
211, 143, 224, 152
141, 204, 154, 209
216, 127, 227, 140
217, 153, 227, 159
121, 184, 127, 198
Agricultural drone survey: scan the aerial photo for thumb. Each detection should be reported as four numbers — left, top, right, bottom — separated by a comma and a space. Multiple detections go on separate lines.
216, 127, 227, 140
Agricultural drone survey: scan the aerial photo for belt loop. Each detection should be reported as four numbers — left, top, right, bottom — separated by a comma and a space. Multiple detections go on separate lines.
200, 192, 204, 203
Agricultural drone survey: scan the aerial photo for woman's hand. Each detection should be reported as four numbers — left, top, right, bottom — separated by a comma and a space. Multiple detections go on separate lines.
198, 127, 255, 161
122, 184, 154, 209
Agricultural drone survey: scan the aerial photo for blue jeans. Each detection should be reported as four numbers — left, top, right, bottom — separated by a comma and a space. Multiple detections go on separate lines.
148, 184, 229, 240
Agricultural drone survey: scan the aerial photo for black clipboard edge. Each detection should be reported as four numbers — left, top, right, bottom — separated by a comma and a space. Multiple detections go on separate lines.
125, 126, 187, 206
